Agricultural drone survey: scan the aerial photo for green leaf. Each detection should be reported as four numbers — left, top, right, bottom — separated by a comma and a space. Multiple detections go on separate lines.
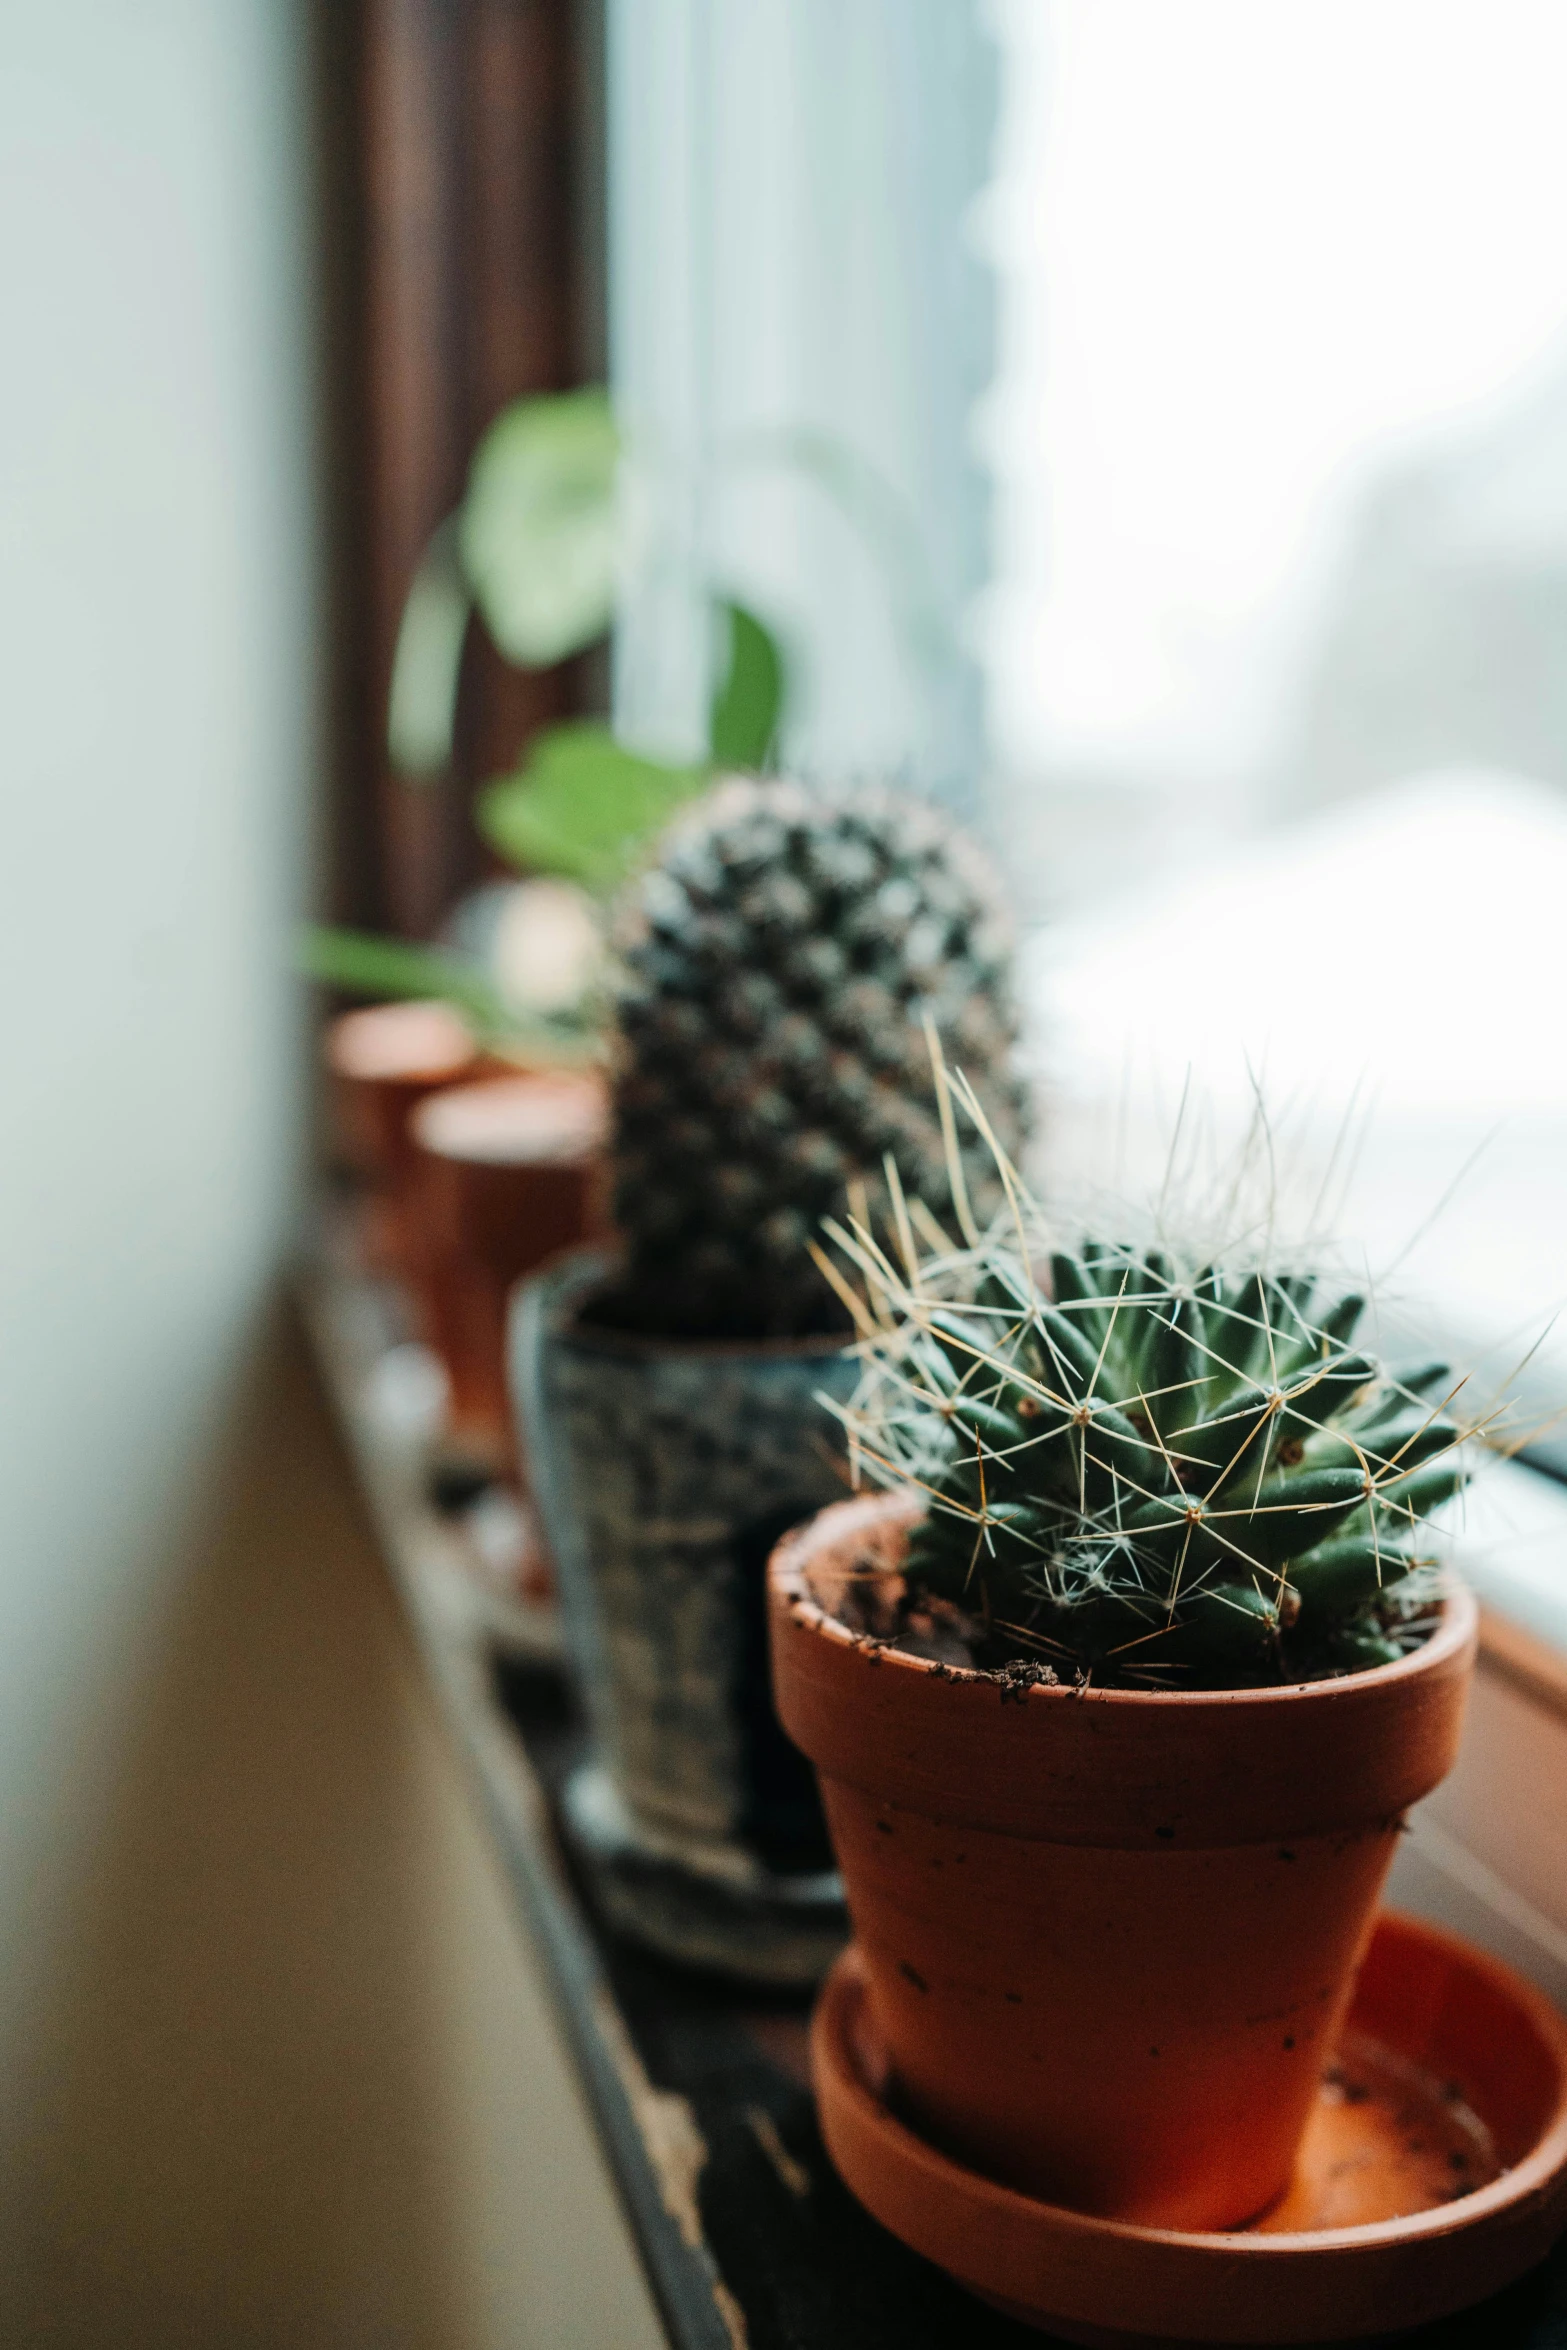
297, 926, 508, 1029
387, 518, 471, 778
297, 925, 601, 1066
708, 599, 783, 768
459, 388, 619, 667
478, 722, 705, 894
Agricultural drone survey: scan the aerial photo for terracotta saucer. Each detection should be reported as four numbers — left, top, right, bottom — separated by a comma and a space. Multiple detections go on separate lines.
813, 1911, 1567, 2345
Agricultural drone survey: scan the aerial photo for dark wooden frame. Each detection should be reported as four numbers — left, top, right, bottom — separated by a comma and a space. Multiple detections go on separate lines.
312, 0, 605, 941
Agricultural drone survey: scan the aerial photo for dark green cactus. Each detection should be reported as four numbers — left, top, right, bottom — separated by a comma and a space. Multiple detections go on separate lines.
608, 778, 1028, 1338
843, 1234, 1467, 1687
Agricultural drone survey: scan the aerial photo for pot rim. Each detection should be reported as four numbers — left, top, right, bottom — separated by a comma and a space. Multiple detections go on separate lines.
324, 997, 477, 1082
410, 1071, 608, 1171
533, 1244, 857, 1365
772, 1488, 1478, 1711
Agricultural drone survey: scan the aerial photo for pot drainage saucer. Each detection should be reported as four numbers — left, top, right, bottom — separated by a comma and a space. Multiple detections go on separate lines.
812, 1911, 1567, 2345
562, 1762, 847, 1989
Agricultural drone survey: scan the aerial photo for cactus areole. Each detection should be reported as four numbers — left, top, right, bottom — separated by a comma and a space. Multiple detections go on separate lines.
835, 1234, 1469, 1690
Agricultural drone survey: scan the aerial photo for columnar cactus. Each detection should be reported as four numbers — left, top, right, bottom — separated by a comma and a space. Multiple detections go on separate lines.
841, 1222, 1468, 1687
608, 778, 1029, 1337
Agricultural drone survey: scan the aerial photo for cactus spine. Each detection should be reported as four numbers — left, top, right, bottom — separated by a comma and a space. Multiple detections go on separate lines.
838, 1211, 1468, 1688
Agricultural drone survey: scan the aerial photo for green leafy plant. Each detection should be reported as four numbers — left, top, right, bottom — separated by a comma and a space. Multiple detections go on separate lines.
474, 594, 780, 897
303, 596, 785, 1035
387, 389, 622, 778
298, 928, 511, 1034
308, 383, 787, 1032
310, 386, 966, 1038
477, 725, 704, 895
457, 389, 621, 673
606, 778, 1029, 1339
384, 385, 786, 898
298, 896, 603, 1066
829, 1112, 1472, 1687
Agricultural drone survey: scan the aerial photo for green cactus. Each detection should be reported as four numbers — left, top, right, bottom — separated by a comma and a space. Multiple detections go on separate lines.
607, 778, 1029, 1339
838, 1218, 1468, 1688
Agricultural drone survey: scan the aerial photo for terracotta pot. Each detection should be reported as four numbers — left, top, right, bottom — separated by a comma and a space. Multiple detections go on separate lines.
769, 1490, 1478, 2233
410, 1074, 610, 1469
510, 1247, 855, 1984
323, 1000, 480, 1275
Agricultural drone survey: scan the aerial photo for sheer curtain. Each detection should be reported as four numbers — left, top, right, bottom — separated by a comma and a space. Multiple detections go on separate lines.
606, 0, 996, 816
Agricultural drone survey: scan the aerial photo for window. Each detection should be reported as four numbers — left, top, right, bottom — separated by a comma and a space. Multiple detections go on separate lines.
978, 0, 1567, 1426
971, 5, 1567, 1973
982, 0, 1567, 864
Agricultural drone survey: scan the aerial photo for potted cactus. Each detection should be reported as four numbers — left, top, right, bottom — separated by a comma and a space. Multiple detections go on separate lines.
769, 1186, 1479, 2240
513, 777, 1028, 1982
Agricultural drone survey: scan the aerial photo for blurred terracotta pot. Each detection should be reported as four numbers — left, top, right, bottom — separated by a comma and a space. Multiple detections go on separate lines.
769, 1490, 1478, 2234
409, 1072, 610, 1470
324, 1000, 480, 1274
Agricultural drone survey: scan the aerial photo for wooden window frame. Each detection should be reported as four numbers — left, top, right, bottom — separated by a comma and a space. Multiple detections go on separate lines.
312, 0, 606, 941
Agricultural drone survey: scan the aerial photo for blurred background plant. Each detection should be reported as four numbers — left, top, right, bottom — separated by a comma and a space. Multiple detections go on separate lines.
301, 385, 956, 1058
301, 385, 787, 1053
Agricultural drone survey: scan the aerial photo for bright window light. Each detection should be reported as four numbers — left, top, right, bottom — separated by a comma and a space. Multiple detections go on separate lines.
978, 3, 1567, 1431
980, 0, 1567, 798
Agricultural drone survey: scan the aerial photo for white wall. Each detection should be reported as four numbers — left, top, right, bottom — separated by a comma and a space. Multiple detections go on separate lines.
0, 17, 664, 2343
0, 0, 313, 2140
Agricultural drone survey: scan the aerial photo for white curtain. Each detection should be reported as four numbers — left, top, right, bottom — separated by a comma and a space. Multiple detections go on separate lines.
606, 0, 996, 817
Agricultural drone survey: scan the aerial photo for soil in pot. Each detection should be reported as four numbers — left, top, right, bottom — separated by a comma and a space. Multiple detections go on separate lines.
769, 1490, 1478, 2234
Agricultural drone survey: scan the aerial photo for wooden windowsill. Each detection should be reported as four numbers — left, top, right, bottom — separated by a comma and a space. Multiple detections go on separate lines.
301, 1218, 1567, 2349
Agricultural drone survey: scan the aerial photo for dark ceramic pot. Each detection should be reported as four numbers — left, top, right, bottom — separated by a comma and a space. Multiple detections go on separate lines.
511, 1247, 854, 1984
